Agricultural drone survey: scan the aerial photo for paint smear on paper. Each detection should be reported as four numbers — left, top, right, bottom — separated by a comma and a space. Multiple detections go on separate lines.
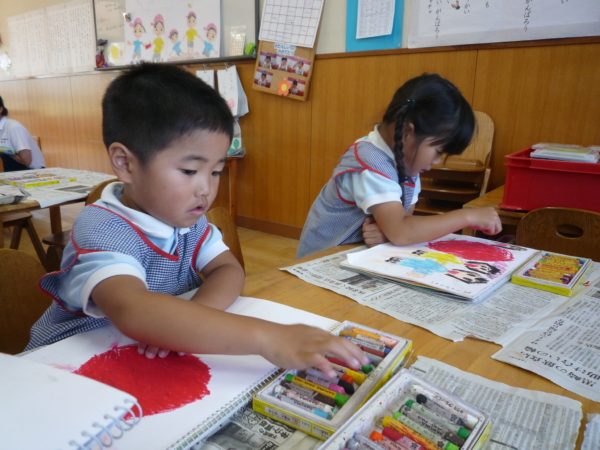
426, 240, 514, 262
74, 344, 211, 416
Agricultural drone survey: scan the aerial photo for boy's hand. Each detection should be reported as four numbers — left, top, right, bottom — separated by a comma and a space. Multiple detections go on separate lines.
137, 342, 185, 359
259, 324, 371, 379
467, 207, 502, 235
362, 216, 389, 247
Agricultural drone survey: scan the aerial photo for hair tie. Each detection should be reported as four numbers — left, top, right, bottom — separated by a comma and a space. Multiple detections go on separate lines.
406, 98, 416, 109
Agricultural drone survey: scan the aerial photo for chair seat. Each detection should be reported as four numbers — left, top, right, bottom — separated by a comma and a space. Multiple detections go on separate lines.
2, 212, 33, 226
42, 230, 72, 248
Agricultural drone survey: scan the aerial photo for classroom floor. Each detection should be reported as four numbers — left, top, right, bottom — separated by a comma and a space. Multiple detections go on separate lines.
2, 204, 300, 277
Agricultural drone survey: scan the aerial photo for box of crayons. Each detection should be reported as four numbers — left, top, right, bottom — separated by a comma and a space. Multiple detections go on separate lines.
0, 173, 77, 188
317, 369, 491, 450
253, 322, 413, 440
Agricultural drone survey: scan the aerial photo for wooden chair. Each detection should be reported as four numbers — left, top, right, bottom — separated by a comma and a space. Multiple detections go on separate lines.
516, 207, 600, 261
206, 207, 245, 271
0, 249, 52, 354
43, 178, 118, 272
415, 111, 494, 215
2, 212, 47, 268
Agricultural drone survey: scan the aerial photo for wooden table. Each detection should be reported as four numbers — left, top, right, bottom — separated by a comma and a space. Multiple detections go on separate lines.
461, 185, 528, 236
242, 245, 599, 448
225, 156, 242, 224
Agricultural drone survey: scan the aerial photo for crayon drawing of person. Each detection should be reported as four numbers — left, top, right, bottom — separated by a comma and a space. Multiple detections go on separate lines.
184, 11, 200, 57
386, 256, 448, 279
127, 18, 146, 65
411, 249, 464, 265
169, 29, 182, 57
463, 261, 501, 275
199, 23, 218, 58
150, 14, 165, 62
445, 269, 488, 284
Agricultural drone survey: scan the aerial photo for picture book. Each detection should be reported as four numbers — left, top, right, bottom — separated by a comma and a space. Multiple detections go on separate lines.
0, 352, 140, 450
511, 251, 592, 296
22, 296, 341, 450
340, 235, 539, 303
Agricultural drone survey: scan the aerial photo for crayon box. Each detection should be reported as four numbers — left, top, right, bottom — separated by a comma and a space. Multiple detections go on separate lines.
253, 321, 413, 440
317, 369, 491, 450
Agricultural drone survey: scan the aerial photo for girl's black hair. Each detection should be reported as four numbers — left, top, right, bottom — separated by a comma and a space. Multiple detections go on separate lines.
382, 73, 475, 183
0, 95, 8, 116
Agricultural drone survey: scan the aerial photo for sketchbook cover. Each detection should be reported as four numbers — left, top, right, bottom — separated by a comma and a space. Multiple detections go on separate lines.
23, 296, 340, 450
341, 235, 539, 302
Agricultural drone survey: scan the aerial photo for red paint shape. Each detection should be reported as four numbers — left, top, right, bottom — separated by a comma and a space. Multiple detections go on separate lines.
74, 344, 211, 416
427, 240, 514, 262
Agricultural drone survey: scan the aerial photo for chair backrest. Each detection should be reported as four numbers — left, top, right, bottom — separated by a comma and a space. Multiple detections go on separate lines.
447, 111, 494, 165
31, 135, 41, 151
516, 207, 600, 261
0, 249, 52, 354
86, 178, 118, 205
205, 207, 245, 271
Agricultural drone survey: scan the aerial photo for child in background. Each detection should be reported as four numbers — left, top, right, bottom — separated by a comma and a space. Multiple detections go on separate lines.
297, 73, 501, 259
27, 64, 368, 377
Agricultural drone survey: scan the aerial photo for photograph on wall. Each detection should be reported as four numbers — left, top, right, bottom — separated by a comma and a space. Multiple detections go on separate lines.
290, 56, 310, 76
288, 77, 306, 97
276, 55, 291, 72
254, 69, 273, 87
258, 51, 276, 69
124, 0, 221, 64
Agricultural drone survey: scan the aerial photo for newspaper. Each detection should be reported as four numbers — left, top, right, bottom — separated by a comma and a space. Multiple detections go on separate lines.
409, 356, 582, 450
0, 168, 115, 208
492, 278, 600, 402
582, 414, 600, 450
283, 248, 600, 344
192, 403, 321, 450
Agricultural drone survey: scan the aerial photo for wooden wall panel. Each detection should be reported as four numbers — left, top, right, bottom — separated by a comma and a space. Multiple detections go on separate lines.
0, 80, 32, 129
309, 51, 478, 206
473, 43, 600, 189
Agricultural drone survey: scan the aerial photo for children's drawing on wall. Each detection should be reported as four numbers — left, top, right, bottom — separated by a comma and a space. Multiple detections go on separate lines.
259, 52, 275, 69
124, 0, 221, 63
288, 78, 305, 97
254, 70, 272, 88
277, 55, 290, 72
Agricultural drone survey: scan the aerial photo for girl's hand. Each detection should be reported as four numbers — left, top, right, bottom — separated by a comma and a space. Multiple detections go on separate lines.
362, 216, 389, 247
258, 324, 371, 379
466, 207, 502, 235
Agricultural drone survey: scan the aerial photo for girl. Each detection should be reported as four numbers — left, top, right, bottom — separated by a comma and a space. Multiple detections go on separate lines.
297, 73, 501, 259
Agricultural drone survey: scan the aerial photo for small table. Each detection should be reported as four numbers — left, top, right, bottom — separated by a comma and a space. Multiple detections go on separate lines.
461, 185, 527, 236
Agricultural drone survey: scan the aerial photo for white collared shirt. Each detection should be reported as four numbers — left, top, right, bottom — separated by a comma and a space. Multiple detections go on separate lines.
0, 116, 45, 169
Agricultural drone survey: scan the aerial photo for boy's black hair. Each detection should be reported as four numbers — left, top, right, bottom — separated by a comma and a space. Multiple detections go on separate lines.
0, 95, 7, 116
382, 73, 475, 184
102, 63, 233, 166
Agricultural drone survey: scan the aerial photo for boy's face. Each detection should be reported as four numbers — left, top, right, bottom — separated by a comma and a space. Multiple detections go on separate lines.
206, 29, 217, 42
154, 22, 164, 36
121, 130, 230, 229
170, 33, 178, 43
188, 16, 196, 28
134, 24, 143, 38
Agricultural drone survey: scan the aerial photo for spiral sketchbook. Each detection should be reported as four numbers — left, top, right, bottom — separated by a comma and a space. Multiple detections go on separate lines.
22, 296, 340, 450
0, 352, 141, 450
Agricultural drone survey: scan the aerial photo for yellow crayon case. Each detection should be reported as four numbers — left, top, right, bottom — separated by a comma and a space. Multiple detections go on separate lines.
253, 321, 413, 440
317, 369, 491, 450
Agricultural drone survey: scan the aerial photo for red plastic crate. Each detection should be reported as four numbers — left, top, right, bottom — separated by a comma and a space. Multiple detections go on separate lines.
500, 148, 600, 213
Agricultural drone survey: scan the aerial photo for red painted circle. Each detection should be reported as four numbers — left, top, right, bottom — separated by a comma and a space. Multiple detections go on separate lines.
74, 344, 211, 416
426, 240, 514, 262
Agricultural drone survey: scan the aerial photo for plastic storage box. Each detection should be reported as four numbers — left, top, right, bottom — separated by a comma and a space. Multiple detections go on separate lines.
253, 321, 413, 440
500, 148, 600, 213
318, 369, 491, 450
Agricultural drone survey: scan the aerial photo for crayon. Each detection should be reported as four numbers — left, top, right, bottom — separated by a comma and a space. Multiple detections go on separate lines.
363, 351, 384, 367
305, 368, 355, 394
328, 362, 367, 385
411, 386, 478, 429
394, 406, 466, 446
273, 385, 335, 414
381, 427, 425, 450
340, 330, 394, 348
285, 373, 349, 406
342, 334, 390, 353
343, 336, 391, 358
369, 428, 424, 450
348, 433, 388, 450
303, 373, 347, 395
280, 380, 337, 407
404, 399, 470, 431
350, 327, 398, 348
326, 355, 373, 373
272, 387, 332, 419
381, 415, 458, 450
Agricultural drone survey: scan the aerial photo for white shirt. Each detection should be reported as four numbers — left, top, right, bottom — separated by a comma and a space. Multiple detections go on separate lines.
0, 116, 45, 169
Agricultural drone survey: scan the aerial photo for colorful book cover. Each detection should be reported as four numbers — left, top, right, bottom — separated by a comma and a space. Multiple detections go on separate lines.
0, 173, 77, 188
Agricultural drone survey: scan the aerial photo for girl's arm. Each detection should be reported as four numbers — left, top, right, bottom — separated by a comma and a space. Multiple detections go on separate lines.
370, 201, 501, 246
12, 149, 32, 167
91, 276, 370, 377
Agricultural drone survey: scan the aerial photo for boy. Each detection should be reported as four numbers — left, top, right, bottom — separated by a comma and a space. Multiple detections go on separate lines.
27, 64, 367, 377
278, 56, 289, 71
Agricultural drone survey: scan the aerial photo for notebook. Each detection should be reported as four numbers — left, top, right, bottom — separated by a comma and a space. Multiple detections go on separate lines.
23, 296, 341, 450
0, 352, 141, 450
339, 234, 539, 303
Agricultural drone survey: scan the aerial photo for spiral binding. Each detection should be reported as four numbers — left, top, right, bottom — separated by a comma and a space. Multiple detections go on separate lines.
68, 398, 143, 449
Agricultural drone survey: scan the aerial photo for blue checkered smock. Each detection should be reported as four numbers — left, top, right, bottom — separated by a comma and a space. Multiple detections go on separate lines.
26, 205, 209, 350
296, 140, 416, 259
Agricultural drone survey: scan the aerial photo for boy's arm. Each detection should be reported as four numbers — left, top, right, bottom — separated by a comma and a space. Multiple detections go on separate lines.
190, 249, 244, 310
91, 276, 370, 377
370, 201, 501, 246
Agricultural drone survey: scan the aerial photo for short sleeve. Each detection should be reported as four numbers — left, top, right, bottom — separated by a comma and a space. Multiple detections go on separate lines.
337, 170, 403, 214
195, 223, 228, 271
8, 125, 34, 153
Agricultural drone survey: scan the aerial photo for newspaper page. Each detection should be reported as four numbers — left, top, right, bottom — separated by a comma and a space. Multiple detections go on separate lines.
283, 248, 600, 344
582, 414, 600, 450
492, 278, 600, 402
192, 403, 321, 450
409, 357, 582, 450
1, 168, 115, 208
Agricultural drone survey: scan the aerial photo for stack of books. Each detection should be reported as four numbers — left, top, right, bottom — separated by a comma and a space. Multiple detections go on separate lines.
530, 143, 600, 163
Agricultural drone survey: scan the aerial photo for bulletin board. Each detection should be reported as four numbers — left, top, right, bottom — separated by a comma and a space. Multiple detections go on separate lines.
346, 0, 404, 52
93, 0, 259, 69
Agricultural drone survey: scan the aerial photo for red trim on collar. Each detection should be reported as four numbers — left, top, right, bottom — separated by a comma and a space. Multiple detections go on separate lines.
191, 226, 210, 271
